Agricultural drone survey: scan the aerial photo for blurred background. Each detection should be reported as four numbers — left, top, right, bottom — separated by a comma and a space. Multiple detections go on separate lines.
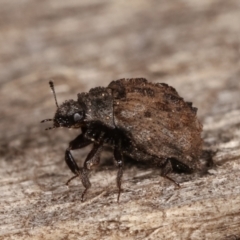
1, 0, 240, 156
1, 0, 240, 238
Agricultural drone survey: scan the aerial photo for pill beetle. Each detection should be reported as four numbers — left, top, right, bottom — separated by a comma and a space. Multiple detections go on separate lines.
41, 78, 202, 202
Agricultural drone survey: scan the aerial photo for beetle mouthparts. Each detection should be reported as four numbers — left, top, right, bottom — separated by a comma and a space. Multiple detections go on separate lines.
41, 119, 55, 130
45, 126, 56, 131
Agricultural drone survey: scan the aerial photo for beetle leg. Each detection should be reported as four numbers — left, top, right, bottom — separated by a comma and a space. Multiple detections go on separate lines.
113, 147, 123, 202
161, 159, 180, 188
80, 142, 103, 201
168, 157, 194, 174
65, 134, 92, 184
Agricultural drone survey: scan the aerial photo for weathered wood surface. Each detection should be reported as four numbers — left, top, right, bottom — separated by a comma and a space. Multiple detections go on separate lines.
0, 0, 240, 239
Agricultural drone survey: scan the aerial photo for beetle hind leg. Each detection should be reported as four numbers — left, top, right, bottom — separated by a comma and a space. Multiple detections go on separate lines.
113, 147, 124, 202
168, 157, 194, 174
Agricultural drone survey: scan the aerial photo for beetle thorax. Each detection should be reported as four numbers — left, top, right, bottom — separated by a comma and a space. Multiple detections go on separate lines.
78, 87, 115, 129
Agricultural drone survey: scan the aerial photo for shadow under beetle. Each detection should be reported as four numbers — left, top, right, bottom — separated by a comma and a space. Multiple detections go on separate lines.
41, 78, 202, 202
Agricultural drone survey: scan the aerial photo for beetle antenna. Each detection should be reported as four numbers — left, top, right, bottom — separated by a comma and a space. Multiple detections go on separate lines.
40, 119, 53, 123
49, 80, 59, 108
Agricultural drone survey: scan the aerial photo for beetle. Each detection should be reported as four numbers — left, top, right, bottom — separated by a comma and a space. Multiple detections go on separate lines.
41, 78, 202, 202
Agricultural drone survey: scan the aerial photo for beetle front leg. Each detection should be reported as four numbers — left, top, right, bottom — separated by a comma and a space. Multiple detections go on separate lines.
80, 143, 103, 201
113, 147, 124, 202
65, 134, 92, 185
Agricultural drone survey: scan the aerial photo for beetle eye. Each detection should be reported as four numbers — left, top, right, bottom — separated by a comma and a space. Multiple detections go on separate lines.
74, 112, 83, 122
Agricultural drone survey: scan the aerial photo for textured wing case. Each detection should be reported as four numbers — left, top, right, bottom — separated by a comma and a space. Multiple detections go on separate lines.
108, 78, 202, 166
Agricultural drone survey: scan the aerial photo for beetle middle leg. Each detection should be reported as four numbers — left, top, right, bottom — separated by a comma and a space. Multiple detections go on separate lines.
80, 142, 103, 201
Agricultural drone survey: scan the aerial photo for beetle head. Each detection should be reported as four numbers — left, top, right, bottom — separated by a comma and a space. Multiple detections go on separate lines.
41, 81, 85, 130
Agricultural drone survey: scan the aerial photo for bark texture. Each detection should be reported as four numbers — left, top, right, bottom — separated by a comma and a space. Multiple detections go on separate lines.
0, 0, 240, 239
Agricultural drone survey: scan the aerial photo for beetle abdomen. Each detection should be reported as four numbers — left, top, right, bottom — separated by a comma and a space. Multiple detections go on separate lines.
108, 78, 202, 168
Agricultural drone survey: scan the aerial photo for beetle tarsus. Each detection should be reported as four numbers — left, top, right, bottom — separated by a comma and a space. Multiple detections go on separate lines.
164, 175, 181, 188
161, 158, 181, 188
66, 175, 79, 186
79, 168, 91, 202
114, 147, 123, 202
